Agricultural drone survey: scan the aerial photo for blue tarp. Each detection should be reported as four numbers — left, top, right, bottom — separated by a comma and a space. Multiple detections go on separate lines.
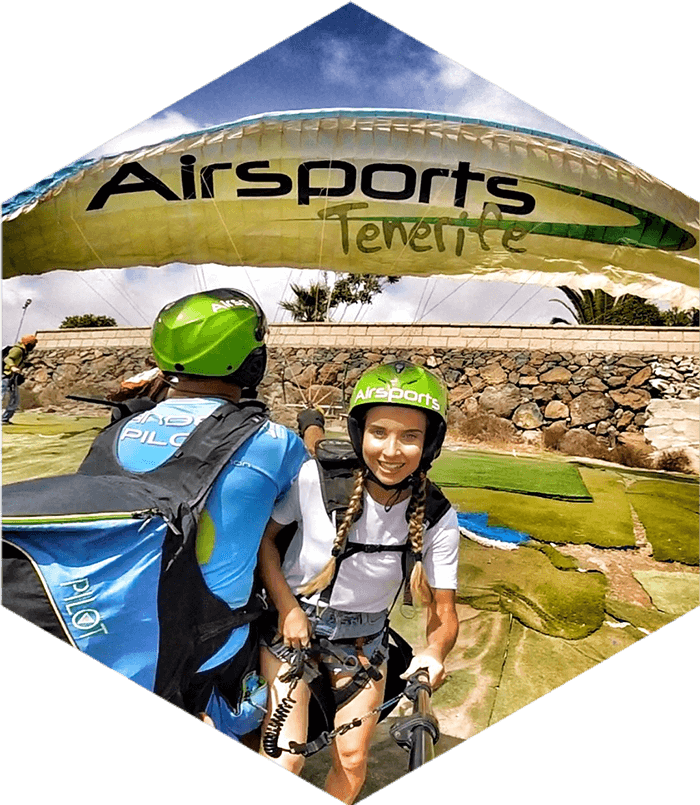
457, 511, 530, 546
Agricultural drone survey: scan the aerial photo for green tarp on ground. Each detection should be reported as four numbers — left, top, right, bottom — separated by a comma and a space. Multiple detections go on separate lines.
454, 539, 607, 639
604, 599, 678, 633
432, 449, 593, 501
394, 537, 607, 643
489, 618, 643, 724
397, 606, 645, 740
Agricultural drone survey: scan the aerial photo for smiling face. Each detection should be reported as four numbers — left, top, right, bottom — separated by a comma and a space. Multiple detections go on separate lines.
361, 405, 427, 488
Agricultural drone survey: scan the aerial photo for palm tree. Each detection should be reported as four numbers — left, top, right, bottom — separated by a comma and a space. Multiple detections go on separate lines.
279, 281, 331, 322
550, 287, 665, 326
280, 273, 400, 323
550, 287, 617, 325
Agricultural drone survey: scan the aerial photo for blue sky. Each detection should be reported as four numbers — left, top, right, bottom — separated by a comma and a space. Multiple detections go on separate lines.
7, 2, 697, 341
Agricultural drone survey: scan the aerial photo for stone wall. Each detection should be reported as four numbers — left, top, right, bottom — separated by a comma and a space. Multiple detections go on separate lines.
258, 346, 700, 455
23, 339, 700, 462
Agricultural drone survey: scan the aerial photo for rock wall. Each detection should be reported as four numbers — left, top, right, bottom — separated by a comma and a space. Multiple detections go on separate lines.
644, 399, 700, 472
23, 345, 700, 458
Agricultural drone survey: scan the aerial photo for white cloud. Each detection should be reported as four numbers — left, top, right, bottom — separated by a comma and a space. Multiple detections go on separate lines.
318, 37, 362, 87
2, 264, 331, 345
430, 53, 476, 91
86, 111, 203, 159
422, 52, 592, 143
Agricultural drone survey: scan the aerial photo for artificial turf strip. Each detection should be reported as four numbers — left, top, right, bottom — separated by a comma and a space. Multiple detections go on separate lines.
605, 598, 678, 634
455, 538, 607, 639
431, 449, 593, 501
625, 479, 700, 565
444, 466, 636, 549
431, 610, 511, 738
489, 619, 642, 725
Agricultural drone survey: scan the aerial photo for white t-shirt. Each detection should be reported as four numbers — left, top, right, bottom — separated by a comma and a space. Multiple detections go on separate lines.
272, 459, 460, 613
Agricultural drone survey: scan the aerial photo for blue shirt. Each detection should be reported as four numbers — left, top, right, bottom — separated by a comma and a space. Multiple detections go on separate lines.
115, 396, 307, 670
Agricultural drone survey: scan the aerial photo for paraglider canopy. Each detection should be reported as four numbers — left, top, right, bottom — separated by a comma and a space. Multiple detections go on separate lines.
3, 109, 698, 307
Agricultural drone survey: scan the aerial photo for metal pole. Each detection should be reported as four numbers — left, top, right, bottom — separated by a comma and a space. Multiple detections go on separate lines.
14, 298, 32, 342
407, 676, 436, 770
389, 669, 440, 771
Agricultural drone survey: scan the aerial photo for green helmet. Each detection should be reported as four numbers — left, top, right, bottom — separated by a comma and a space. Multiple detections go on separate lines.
347, 361, 448, 470
151, 288, 267, 387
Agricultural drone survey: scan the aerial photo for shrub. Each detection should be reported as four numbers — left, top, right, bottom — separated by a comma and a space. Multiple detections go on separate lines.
60, 314, 118, 329
654, 448, 695, 475
456, 414, 518, 446
608, 443, 654, 469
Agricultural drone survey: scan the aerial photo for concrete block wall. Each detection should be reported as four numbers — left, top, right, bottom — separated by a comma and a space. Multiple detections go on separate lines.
35, 322, 700, 356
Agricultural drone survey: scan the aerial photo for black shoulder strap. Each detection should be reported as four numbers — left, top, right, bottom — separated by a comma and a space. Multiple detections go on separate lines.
78, 399, 270, 512
313, 440, 452, 610
423, 479, 452, 530
315, 439, 450, 530
314, 439, 359, 522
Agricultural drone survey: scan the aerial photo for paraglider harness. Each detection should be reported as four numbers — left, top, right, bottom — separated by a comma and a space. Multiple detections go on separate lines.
262, 438, 449, 760
2, 396, 270, 710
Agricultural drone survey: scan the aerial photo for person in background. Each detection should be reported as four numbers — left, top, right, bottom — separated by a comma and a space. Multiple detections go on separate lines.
2, 334, 38, 424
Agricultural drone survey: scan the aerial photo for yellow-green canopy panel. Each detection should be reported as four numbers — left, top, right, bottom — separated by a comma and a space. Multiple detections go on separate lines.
3, 110, 698, 306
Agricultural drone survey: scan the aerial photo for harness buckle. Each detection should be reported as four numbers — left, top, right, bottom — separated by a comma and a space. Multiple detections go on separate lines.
289, 731, 333, 757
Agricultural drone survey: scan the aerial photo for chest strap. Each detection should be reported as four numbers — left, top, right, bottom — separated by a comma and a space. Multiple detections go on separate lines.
318, 541, 411, 608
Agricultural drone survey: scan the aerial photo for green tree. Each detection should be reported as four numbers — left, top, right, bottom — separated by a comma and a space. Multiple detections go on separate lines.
60, 314, 118, 329
550, 287, 665, 326
279, 281, 331, 323
280, 273, 400, 322
660, 307, 699, 327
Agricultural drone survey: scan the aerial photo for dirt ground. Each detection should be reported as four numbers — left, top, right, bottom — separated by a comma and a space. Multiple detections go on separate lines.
557, 505, 698, 608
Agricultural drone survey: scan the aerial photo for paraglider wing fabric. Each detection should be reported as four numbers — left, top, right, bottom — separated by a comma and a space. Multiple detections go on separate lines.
456, 512, 530, 545
3, 110, 697, 306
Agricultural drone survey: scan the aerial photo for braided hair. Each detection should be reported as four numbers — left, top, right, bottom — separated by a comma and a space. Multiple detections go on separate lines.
298, 468, 367, 597
405, 471, 434, 606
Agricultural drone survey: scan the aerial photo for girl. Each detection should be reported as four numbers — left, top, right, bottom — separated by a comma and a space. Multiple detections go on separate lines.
258, 362, 460, 803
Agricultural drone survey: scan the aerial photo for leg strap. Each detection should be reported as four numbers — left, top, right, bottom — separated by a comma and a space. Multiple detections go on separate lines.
316, 630, 387, 711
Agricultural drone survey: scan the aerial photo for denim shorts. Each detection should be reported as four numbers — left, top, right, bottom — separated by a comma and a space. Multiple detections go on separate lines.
262, 602, 390, 675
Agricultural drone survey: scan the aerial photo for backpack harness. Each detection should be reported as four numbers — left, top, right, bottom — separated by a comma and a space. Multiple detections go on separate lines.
2, 399, 270, 710
2, 342, 27, 381
262, 438, 450, 759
